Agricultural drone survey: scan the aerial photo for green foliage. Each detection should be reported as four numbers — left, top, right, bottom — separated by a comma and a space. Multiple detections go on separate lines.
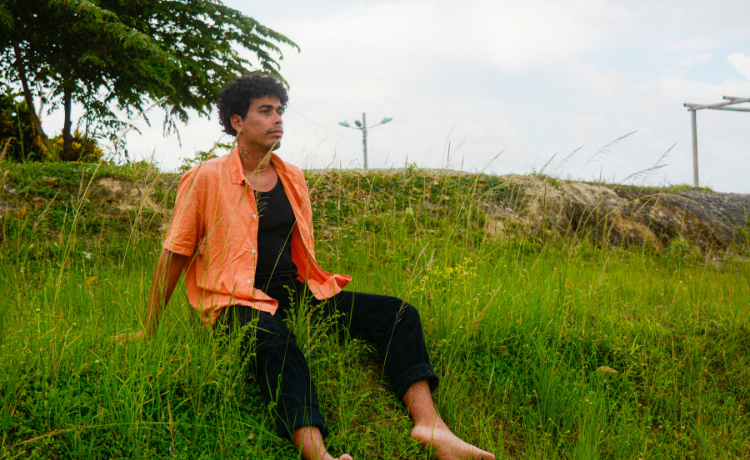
0, 165, 748, 458
0, 85, 48, 162
178, 142, 233, 173
605, 182, 716, 196
533, 173, 562, 187
0, 0, 298, 160
665, 236, 689, 263
735, 215, 750, 250
0, 161, 178, 263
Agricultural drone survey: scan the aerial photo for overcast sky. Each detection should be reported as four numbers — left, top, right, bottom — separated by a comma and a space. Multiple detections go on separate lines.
49, 0, 750, 192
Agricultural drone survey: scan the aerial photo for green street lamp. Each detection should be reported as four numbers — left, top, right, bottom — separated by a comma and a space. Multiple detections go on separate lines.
338, 113, 393, 169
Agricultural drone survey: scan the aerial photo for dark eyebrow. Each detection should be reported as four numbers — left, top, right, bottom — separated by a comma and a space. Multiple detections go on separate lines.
257, 104, 280, 110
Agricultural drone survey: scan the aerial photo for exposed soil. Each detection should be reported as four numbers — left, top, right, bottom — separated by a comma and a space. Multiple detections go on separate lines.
485, 175, 750, 253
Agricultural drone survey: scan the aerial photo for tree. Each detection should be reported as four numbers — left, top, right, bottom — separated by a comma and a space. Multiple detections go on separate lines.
0, 0, 298, 161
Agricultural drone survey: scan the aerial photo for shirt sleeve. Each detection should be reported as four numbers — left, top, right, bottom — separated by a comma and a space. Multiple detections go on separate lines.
163, 169, 204, 257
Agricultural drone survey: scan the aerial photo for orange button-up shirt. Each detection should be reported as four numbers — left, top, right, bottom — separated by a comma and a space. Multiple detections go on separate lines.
163, 149, 351, 325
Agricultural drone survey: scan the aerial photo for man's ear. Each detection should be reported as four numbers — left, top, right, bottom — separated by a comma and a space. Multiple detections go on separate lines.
230, 114, 244, 134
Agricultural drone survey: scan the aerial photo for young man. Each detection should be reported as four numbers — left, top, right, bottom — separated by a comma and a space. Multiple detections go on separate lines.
131, 74, 495, 460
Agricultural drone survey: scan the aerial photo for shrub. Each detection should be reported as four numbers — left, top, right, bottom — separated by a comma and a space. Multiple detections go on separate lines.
51, 129, 104, 163
0, 86, 49, 162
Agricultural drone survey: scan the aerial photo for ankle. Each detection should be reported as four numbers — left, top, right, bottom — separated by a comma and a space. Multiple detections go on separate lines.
292, 426, 330, 460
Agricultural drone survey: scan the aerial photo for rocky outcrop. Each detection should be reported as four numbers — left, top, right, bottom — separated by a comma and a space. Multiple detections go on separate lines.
91, 177, 161, 212
486, 175, 750, 252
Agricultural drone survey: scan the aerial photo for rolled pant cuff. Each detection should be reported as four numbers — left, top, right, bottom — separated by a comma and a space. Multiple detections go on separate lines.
391, 363, 439, 400
277, 406, 329, 440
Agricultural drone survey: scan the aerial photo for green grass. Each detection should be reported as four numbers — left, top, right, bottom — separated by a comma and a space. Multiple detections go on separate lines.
0, 163, 748, 459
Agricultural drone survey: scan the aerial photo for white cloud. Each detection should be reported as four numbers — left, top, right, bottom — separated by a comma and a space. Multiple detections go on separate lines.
660, 75, 750, 104
36, 0, 750, 192
660, 38, 717, 52
273, 0, 621, 78
728, 52, 750, 81
436, 0, 622, 74
570, 63, 676, 119
562, 113, 616, 140
675, 53, 712, 68
619, 0, 750, 37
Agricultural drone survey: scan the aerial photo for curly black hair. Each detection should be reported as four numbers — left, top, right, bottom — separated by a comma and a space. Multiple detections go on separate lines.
217, 74, 289, 136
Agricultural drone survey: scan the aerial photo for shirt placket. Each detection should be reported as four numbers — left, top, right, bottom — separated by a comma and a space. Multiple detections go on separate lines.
244, 182, 260, 291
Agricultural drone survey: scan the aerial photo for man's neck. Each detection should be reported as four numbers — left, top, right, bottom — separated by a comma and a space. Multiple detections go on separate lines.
238, 143, 273, 175
237, 142, 279, 191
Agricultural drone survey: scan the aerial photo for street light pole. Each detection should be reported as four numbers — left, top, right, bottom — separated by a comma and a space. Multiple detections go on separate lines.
362, 112, 368, 169
338, 113, 393, 170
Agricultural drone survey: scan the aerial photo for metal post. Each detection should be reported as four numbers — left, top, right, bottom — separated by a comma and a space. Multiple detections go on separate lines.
684, 95, 749, 188
691, 109, 699, 187
362, 112, 368, 169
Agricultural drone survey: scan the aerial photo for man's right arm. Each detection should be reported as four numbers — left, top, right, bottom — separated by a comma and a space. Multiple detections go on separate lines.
117, 168, 202, 343
144, 248, 190, 337
121, 249, 189, 342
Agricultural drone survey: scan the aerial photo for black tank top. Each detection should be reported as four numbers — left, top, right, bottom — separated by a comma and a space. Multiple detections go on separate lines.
253, 178, 298, 288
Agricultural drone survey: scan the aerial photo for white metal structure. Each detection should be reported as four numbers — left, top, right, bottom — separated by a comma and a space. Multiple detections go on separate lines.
339, 114, 393, 169
684, 96, 750, 187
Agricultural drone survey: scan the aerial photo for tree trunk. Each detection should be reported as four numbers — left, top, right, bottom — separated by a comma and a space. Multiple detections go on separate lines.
11, 39, 50, 155
61, 84, 75, 161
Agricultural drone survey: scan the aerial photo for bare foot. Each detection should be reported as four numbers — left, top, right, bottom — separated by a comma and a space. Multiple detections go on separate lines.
404, 381, 495, 460
292, 426, 353, 460
411, 422, 495, 460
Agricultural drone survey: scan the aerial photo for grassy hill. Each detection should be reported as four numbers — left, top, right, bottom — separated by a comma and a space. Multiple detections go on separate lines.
0, 160, 748, 459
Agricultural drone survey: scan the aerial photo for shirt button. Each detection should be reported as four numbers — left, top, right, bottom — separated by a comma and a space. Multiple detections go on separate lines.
251, 249, 256, 253
247, 280, 252, 284
253, 214, 257, 218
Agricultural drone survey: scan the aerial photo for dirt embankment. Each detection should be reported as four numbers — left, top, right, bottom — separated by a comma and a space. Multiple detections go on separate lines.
4, 168, 747, 256
486, 174, 750, 254
91, 172, 748, 253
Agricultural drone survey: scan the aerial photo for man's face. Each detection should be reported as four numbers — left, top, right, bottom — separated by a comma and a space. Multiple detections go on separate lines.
231, 96, 284, 153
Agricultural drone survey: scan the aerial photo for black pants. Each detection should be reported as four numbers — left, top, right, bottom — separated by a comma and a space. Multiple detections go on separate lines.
218, 277, 438, 439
